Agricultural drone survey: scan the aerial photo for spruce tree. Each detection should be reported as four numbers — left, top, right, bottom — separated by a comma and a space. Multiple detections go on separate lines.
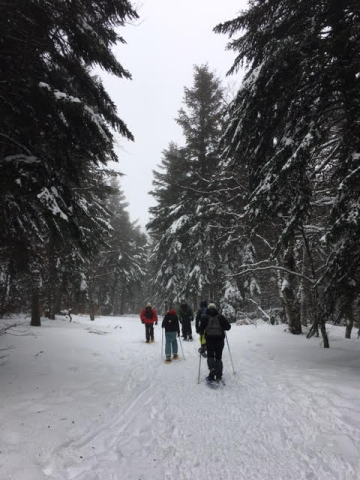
215, 0, 360, 342
147, 66, 228, 306
0, 1, 138, 322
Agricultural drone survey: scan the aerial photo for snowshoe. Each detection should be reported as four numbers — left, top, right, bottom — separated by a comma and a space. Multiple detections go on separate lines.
215, 376, 225, 386
172, 354, 179, 360
206, 375, 218, 388
164, 355, 171, 363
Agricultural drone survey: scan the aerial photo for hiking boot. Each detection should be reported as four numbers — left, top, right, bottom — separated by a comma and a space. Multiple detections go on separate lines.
145, 340, 150, 343
165, 355, 171, 362
188, 336, 193, 341
172, 354, 179, 359
215, 374, 222, 383
207, 370, 216, 382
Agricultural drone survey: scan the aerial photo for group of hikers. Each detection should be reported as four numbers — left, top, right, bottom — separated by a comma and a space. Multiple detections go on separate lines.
139, 300, 231, 384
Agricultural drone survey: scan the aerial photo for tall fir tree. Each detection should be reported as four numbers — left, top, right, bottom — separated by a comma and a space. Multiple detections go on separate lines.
215, 0, 360, 343
148, 65, 250, 313
0, 1, 138, 323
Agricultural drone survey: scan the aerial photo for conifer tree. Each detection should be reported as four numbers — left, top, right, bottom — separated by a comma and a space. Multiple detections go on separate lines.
0, 1, 138, 322
148, 144, 190, 306
148, 65, 250, 312
215, 0, 360, 342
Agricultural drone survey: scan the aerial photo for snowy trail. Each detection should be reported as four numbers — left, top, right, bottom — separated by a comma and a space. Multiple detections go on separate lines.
1, 316, 360, 480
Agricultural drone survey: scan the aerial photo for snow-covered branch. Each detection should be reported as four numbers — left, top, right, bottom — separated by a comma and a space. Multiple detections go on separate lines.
227, 265, 315, 284
248, 298, 270, 320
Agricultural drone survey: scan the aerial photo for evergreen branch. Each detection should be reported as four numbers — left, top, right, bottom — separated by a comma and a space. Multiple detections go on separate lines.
311, 144, 340, 178
0, 133, 34, 156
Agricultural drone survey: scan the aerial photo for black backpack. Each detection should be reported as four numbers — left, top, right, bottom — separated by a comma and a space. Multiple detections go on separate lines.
180, 304, 190, 320
205, 315, 223, 337
145, 306, 153, 319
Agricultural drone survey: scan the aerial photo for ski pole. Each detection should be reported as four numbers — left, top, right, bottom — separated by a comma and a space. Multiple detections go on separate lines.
197, 350, 202, 384
161, 327, 164, 361
178, 335, 185, 360
225, 332, 236, 376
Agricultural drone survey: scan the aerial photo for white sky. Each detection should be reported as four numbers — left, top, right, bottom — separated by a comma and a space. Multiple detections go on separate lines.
99, 0, 248, 229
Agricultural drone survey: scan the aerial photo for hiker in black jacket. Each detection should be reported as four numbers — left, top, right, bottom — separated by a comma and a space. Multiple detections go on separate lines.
195, 300, 208, 357
162, 309, 181, 362
199, 303, 231, 383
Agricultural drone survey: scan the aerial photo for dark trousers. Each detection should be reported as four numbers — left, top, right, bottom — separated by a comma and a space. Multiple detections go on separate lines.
181, 318, 192, 339
145, 323, 154, 341
206, 337, 224, 376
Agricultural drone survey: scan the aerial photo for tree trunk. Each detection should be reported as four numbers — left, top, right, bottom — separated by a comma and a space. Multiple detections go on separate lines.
109, 277, 119, 315
0, 260, 12, 318
87, 278, 95, 321
319, 313, 329, 348
299, 245, 313, 327
30, 281, 41, 326
345, 318, 354, 339
281, 233, 301, 334
46, 230, 56, 320
344, 298, 355, 339
119, 285, 126, 315
54, 282, 62, 314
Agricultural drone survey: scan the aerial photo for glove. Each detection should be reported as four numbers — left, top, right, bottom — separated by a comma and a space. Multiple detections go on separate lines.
155, 322, 158, 325
141, 320, 145, 324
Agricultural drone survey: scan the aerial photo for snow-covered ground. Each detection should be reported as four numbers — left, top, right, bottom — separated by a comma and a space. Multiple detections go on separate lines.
1, 315, 360, 480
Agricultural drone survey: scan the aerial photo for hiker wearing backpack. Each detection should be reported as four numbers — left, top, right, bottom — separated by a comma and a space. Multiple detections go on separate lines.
177, 300, 194, 341
162, 309, 181, 362
199, 303, 231, 383
195, 300, 208, 357
140, 302, 158, 343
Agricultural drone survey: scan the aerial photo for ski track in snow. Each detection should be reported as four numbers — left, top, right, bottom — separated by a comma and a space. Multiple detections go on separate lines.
1, 316, 360, 480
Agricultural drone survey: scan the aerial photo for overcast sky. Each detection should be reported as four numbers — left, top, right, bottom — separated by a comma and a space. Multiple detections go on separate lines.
99, 0, 248, 229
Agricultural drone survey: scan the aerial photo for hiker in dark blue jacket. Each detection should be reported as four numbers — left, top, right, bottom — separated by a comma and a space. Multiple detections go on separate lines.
199, 303, 231, 383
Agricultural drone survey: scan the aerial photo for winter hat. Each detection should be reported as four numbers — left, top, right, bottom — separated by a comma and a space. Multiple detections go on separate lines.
146, 302, 151, 307
208, 303, 217, 309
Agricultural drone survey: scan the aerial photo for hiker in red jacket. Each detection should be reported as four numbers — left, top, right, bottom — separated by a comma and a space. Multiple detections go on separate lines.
140, 302, 158, 343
